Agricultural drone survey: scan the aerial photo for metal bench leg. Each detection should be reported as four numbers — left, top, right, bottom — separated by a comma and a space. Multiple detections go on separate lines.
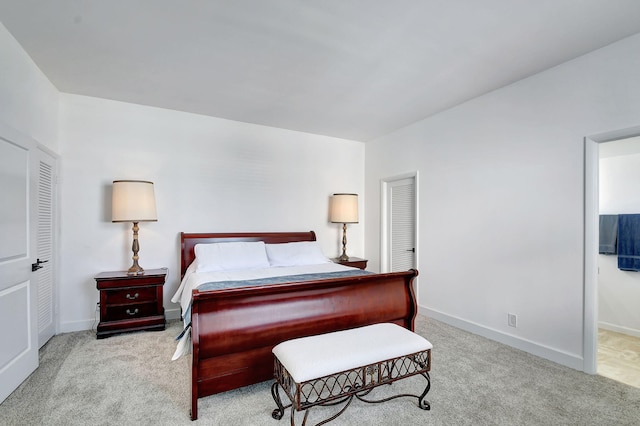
418, 372, 431, 410
271, 381, 291, 421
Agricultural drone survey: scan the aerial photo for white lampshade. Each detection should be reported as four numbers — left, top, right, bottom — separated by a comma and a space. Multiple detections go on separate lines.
330, 193, 359, 224
112, 180, 157, 222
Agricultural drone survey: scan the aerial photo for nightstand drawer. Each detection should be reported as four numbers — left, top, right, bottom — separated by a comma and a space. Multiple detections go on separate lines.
105, 302, 159, 321
104, 287, 157, 305
95, 268, 167, 338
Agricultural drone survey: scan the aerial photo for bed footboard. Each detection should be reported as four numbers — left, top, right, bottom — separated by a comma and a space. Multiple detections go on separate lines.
189, 269, 419, 420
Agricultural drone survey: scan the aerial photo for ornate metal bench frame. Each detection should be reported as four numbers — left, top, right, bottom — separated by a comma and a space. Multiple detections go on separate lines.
271, 349, 431, 425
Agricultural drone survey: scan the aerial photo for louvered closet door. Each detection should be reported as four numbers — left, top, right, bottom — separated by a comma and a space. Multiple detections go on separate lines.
388, 177, 416, 272
36, 149, 56, 348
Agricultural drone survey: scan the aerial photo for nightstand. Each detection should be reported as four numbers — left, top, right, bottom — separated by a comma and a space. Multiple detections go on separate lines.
332, 257, 368, 270
95, 268, 167, 339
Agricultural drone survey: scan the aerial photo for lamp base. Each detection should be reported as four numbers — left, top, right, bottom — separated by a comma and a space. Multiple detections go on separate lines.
339, 223, 350, 262
127, 264, 144, 276
127, 221, 144, 275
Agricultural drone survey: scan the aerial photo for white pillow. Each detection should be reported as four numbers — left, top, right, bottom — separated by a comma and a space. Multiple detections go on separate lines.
194, 241, 270, 272
266, 241, 331, 267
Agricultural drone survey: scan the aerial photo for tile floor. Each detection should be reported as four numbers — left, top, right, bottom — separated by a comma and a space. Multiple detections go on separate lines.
598, 328, 640, 388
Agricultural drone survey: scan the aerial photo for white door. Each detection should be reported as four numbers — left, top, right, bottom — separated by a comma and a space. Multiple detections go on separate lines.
383, 175, 417, 272
36, 148, 57, 348
0, 124, 39, 403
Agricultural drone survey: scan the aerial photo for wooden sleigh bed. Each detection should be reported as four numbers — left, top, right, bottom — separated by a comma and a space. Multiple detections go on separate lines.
179, 231, 419, 420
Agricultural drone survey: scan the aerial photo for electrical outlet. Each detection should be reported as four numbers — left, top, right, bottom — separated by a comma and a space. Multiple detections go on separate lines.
508, 313, 517, 328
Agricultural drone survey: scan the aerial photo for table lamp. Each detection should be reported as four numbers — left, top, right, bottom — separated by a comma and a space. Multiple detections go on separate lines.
329, 193, 359, 261
112, 180, 157, 274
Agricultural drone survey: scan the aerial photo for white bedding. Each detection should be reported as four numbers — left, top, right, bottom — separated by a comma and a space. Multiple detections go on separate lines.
171, 262, 357, 321
170, 262, 358, 360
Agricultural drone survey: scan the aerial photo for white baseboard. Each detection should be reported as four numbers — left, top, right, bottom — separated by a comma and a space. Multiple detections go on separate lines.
419, 305, 585, 372
165, 308, 181, 321
598, 321, 640, 338
59, 318, 96, 333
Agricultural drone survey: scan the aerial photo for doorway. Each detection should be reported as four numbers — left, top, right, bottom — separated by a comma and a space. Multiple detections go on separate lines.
584, 125, 640, 376
594, 136, 640, 387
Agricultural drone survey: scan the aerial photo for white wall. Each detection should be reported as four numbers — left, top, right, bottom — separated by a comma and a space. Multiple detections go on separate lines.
365, 33, 640, 370
58, 94, 365, 331
0, 23, 58, 150
599, 152, 640, 337
6, 14, 640, 369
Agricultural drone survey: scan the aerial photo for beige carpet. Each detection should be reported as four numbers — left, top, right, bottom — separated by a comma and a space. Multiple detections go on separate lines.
2, 316, 640, 425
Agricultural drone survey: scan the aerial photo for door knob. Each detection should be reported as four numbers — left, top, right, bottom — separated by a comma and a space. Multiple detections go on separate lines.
31, 258, 49, 272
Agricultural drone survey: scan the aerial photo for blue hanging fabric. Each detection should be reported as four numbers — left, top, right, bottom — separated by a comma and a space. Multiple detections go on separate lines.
599, 214, 618, 254
617, 214, 640, 271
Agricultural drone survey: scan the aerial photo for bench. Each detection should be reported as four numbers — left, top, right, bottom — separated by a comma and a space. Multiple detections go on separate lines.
271, 323, 432, 425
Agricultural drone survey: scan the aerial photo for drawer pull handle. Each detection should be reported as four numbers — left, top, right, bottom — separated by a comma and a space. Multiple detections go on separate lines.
126, 308, 139, 316
126, 293, 139, 300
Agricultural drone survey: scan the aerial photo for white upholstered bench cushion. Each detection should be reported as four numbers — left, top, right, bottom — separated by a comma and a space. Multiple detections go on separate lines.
272, 323, 432, 383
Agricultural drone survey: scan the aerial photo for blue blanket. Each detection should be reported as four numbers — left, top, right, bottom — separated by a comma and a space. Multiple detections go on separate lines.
197, 269, 372, 292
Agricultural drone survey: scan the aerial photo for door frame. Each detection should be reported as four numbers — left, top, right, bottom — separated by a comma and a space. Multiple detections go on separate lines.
584, 124, 640, 374
380, 171, 419, 273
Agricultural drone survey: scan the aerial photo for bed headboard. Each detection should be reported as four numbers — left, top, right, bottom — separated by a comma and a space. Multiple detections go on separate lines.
180, 231, 317, 278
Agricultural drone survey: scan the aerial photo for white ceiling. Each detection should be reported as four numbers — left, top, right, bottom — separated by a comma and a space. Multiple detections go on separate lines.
2, 1, 640, 141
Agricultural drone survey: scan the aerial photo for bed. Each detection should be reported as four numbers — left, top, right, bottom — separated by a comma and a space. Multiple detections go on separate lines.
176, 231, 419, 420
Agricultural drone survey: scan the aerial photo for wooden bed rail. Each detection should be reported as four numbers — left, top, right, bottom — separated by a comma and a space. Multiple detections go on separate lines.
189, 268, 418, 420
